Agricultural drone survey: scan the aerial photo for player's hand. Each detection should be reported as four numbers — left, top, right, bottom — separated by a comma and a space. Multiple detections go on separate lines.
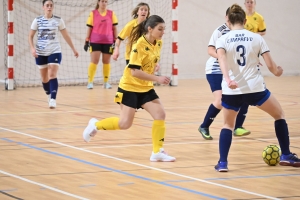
31, 49, 38, 58
154, 63, 160, 72
227, 80, 238, 89
84, 41, 89, 52
73, 49, 79, 58
156, 76, 170, 85
112, 48, 119, 61
275, 66, 283, 77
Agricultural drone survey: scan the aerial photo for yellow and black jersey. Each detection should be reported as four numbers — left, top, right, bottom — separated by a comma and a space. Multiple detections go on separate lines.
244, 12, 266, 33
118, 35, 163, 92
117, 19, 138, 60
86, 10, 118, 27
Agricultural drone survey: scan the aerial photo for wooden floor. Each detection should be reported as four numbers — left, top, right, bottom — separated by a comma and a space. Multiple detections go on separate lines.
0, 76, 299, 200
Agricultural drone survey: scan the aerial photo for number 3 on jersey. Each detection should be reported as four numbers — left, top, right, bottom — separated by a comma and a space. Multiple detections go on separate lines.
236, 45, 246, 66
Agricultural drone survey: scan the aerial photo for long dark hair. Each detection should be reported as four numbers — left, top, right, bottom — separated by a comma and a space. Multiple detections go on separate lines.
131, 2, 150, 19
128, 15, 164, 50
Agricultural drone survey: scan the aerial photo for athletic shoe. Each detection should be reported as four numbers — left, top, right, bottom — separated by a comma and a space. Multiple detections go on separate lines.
233, 127, 251, 137
49, 99, 56, 109
103, 82, 112, 89
150, 148, 176, 162
87, 83, 93, 89
214, 161, 228, 172
82, 118, 98, 142
279, 153, 300, 167
198, 127, 213, 140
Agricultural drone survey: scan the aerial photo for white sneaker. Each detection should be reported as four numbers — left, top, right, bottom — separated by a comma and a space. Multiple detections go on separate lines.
83, 118, 98, 142
87, 83, 93, 89
47, 94, 50, 103
103, 82, 112, 89
150, 148, 176, 162
49, 99, 56, 109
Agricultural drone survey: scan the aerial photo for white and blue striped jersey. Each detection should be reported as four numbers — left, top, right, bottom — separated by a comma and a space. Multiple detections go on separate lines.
30, 15, 66, 56
216, 29, 270, 94
205, 23, 230, 74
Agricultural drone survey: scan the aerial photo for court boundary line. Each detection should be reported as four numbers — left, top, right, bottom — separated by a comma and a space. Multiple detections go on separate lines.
0, 170, 89, 200
0, 126, 280, 200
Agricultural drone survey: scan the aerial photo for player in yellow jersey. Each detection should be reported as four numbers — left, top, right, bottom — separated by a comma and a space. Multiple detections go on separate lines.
113, 2, 150, 65
85, 0, 118, 89
244, 0, 266, 36
83, 15, 176, 162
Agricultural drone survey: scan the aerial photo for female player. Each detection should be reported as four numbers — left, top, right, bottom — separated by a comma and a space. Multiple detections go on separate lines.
214, 4, 300, 172
83, 15, 176, 162
85, 0, 118, 89
198, 7, 250, 140
28, 0, 78, 109
244, 0, 266, 36
112, 2, 150, 65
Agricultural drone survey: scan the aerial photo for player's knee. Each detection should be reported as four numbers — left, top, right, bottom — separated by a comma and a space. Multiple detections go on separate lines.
118, 120, 133, 130
153, 111, 166, 120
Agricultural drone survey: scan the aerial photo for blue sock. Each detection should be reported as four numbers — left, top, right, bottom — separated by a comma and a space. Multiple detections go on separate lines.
42, 82, 50, 95
275, 119, 291, 155
200, 104, 221, 128
235, 103, 249, 129
49, 78, 58, 99
219, 128, 232, 162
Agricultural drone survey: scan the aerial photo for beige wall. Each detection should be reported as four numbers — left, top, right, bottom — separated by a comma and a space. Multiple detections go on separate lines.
0, 0, 299, 82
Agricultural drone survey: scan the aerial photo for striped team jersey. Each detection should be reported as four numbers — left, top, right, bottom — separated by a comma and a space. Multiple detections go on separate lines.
86, 10, 118, 44
205, 23, 230, 74
119, 36, 163, 92
244, 12, 266, 33
216, 29, 270, 94
117, 19, 139, 60
30, 15, 66, 56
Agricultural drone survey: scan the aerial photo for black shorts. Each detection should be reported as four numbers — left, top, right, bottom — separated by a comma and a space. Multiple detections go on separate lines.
222, 89, 271, 111
90, 43, 114, 54
114, 87, 159, 109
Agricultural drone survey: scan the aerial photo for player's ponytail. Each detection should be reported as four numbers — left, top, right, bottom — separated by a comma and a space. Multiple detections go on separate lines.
228, 4, 246, 25
128, 15, 164, 52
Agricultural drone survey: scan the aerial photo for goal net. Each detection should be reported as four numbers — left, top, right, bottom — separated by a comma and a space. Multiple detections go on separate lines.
2, 0, 172, 87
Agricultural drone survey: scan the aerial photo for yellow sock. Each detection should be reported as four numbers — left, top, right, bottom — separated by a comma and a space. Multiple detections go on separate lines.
95, 117, 120, 130
103, 63, 110, 83
88, 63, 97, 83
152, 120, 165, 153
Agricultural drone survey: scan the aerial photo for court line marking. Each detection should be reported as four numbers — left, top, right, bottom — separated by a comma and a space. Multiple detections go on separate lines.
2, 138, 224, 200
0, 170, 89, 200
81, 137, 300, 149
0, 126, 280, 200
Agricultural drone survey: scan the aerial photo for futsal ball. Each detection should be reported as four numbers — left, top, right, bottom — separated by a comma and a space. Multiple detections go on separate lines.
262, 145, 282, 166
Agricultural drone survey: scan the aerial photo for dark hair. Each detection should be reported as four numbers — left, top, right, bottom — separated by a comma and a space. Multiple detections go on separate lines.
42, 0, 53, 5
128, 15, 164, 51
131, 2, 150, 19
226, 7, 230, 16
228, 4, 246, 25
95, 0, 100, 10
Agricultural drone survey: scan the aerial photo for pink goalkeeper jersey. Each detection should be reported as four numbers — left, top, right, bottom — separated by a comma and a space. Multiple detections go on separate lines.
90, 10, 114, 44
